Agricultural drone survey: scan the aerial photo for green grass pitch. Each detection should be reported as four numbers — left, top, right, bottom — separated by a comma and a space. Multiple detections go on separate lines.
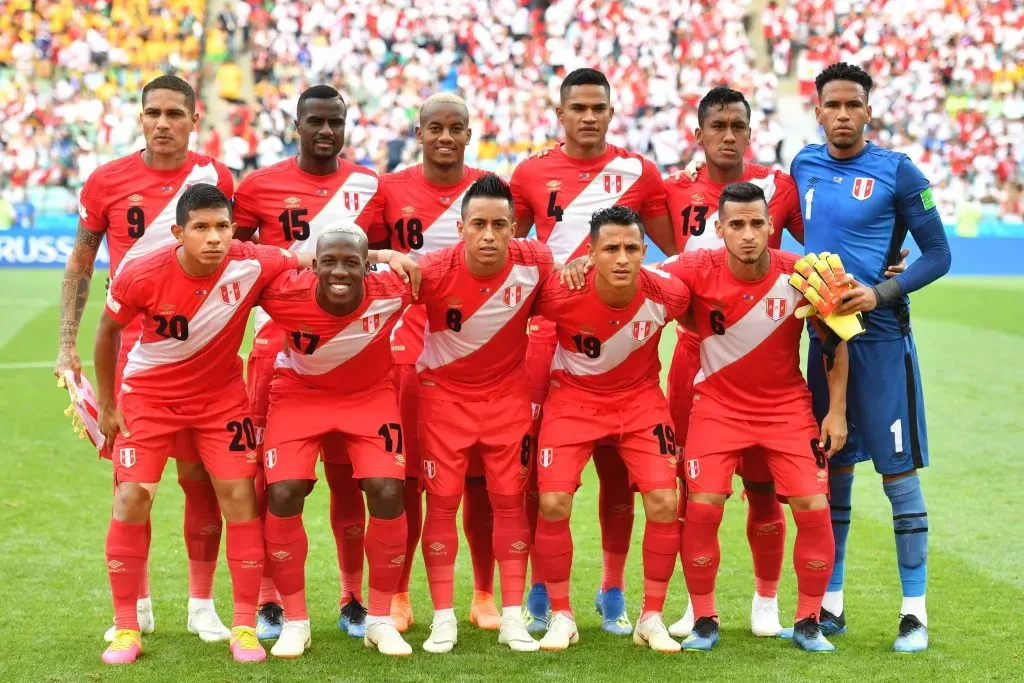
0, 270, 1021, 681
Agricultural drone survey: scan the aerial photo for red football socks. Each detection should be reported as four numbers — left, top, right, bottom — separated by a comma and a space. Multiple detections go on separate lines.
106, 518, 148, 630
534, 517, 573, 614
265, 512, 309, 621
225, 519, 264, 628
252, 466, 280, 607
640, 520, 679, 619
366, 513, 409, 618
525, 489, 543, 585
682, 501, 724, 619
179, 478, 222, 601
139, 520, 152, 599
396, 480, 421, 594
594, 446, 634, 592
421, 493, 460, 610
489, 493, 529, 608
463, 480, 496, 595
745, 489, 786, 599
325, 463, 365, 605
792, 507, 835, 621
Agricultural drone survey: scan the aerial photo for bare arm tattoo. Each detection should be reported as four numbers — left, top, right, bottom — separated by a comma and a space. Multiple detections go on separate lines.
58, 224, 103, 348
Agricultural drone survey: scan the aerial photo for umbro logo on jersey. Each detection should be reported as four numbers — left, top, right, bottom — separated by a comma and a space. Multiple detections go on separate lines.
220, 281, 242, 305
691, 194, 704, 202
765, 298, 788, 321
128, 194, 144, 204
546, 180, 562, 190
402, 205, 416, 216
632, 320, 653, 341
285, 196, 300, 206
503, 285, 523, 308
808, 177, 819, 185
852, 177, 875, 200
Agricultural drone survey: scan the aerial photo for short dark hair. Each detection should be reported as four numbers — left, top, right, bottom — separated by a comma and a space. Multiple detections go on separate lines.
815, 62, 874, 99
461, 173, 514, 218
142, 75, 196, 113
718, 182, 768, 217
697, 86, 751, 127
176, 183, 232, 227
589, 206, 645, 242
559, 68, 611, 103
297, 84, 346, 118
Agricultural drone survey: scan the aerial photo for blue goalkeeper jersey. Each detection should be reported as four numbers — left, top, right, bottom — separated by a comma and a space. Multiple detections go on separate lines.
790, 141, 947, 342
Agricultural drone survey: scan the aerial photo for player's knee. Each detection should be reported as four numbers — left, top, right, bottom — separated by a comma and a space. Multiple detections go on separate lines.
265, 480, 306, 518
363, 477, 405, 520
175, 459, 210, 482
688, 491, 727, 507
742, 478, 775, 495
788, 494, 829, 512
831, 465, 855, 476
642, 488, 678, 523
882, 468, 917, 484
112, 483, 154, 523
539, 492, 572, 521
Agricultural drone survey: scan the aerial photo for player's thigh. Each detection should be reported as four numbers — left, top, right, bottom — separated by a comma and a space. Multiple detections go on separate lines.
394, 364, 422, 475
192, 385, 259, 481
418, 395, 479, 495
807, 335, 866, 468
683, 411, 758, 496
760, 421, 829, 499
477, 395, 533, 496
115, 394, 181, 484
344, 429, 408, 483
848, 337, 929, 474
736, 446, 774, 484
264, 433, 322, 485
615, 408, 680, 494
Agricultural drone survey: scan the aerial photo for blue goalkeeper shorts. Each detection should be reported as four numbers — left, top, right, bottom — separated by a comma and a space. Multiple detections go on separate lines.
807, 333, 929, 475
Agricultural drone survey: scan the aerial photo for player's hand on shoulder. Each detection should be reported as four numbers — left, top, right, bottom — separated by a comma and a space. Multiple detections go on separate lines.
668, 159, 705, 183
833, 274, 878, 315
98, 403, 130, 451
884, 248, 911, 278
54, 347, 83, 387
558, 255, 593, 290
380, 249, 421, 299
819, 410, 848, 458
526, 144, 557, 161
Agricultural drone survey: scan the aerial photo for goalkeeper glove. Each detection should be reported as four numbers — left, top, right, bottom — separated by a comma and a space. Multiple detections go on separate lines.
59, 369, 106, 455
789, 252, 866, 342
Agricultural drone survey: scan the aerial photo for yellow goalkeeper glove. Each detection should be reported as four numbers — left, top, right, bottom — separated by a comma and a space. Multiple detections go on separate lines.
789, 252, 866, 341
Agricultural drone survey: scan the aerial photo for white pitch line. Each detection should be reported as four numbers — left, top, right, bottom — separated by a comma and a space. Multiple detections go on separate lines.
0, 360, 95, 370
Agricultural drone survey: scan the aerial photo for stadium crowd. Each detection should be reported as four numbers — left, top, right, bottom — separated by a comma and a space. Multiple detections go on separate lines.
0, 0, 1021, 225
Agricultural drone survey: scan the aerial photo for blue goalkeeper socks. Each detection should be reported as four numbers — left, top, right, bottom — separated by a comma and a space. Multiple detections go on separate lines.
827, 472, 854, 594
884, 473, 928, 600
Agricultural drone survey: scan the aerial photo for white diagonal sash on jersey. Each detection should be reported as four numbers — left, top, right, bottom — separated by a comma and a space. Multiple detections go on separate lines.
683, 173, 778, 252
252, 172, 380, 334
123, 259, 263, 378
551, 298, 667, 376
287, 172, 380, 256
696, 273, 801, 382
274, 297, 404, 375
416, 264, 540, 371
546, 156, 643, 263
415, 185, 474, 260
114, 163, 223, 276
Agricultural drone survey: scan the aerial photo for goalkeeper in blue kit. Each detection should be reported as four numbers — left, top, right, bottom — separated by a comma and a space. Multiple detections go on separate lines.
790, 62, 951, 653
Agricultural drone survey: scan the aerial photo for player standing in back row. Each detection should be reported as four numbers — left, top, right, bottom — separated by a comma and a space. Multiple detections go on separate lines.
790, 62, 951, 653
232, 84, 380, 640
510, 67, 678, 635
364, 93, 501, 633
663, 85, 804, 639
55, 75, 235, 644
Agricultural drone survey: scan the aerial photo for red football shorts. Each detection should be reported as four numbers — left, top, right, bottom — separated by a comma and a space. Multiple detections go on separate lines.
114, 380, 255, 483
683, 409, 827, 498
667, 341, 772, 483
537, 385, 678, 495
262, 382, 406, 485
112, 322, 200, 465
418, 385, 532, 497
393, 363, 422, 477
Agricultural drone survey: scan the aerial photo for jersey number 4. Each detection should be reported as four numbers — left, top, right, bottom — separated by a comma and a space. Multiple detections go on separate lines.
547, 191, 564, 222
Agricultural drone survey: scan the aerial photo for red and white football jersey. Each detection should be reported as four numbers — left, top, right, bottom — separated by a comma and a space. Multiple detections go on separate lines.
257, 269, 411, 394
532, 268, 690, 402
510, 144, 668, 264
104, 241, 298, 401
659, 248, 810, 422
233, 157, 380, 358
665, 164, 803, 354
363, 164, 488, 364
79, 151, 234, 277
416, 239, 554, 400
